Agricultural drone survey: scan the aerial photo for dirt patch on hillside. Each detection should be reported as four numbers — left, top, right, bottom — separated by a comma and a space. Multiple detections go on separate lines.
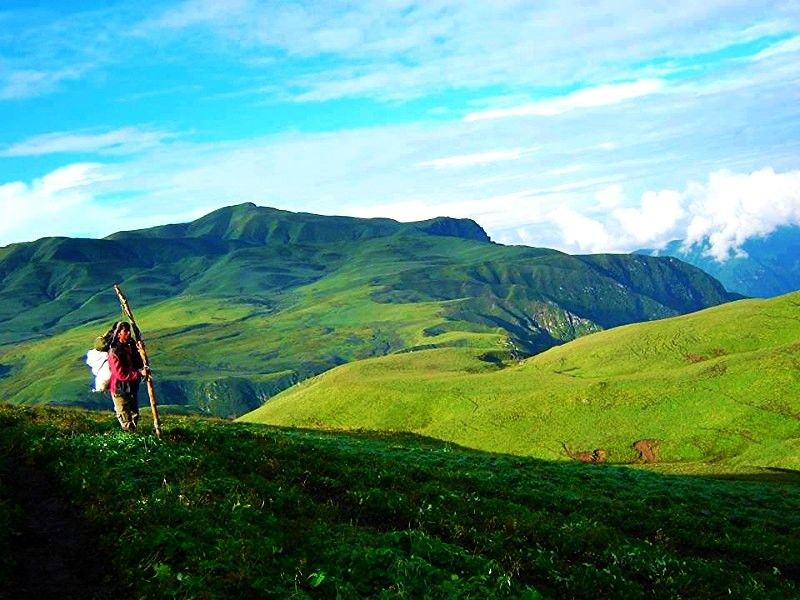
632, 439, 660, 463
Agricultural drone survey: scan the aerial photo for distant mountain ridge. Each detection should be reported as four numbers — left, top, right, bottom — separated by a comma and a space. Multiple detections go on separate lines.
0, 203, 738, 416
107, 203, 492, 245
635, 226, 800, 297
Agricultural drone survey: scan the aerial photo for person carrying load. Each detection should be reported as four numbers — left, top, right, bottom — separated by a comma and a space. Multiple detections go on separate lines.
108, 321, 147, 432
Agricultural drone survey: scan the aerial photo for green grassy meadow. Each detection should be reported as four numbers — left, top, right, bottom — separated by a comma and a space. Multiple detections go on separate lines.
1, 406, 798, 598
242, 292, 800, 472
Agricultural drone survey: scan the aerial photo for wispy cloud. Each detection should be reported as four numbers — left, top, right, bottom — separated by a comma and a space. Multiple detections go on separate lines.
1, 1, 797, 110
0, 67, 88, 100
417, 148, 532, 169
464, 80, 666, 122
146, 0, 251, 30
1, 128, 177, 157
0, 5, 136, 101
137, 1, 800, 105
751, 35, 800, 61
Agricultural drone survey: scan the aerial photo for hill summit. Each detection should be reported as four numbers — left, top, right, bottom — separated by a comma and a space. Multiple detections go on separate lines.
108, 203, 492, 245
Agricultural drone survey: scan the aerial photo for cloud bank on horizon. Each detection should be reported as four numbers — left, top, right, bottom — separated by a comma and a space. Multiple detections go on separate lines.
1, 0, 799, 262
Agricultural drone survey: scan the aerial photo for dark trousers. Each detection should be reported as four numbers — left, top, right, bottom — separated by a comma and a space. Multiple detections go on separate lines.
112, 381, 140, 432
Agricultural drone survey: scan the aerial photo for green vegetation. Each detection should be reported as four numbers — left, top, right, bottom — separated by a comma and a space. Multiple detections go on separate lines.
1, 405, 798, 598
243, 292, 800, 472
0, 204, 737, 417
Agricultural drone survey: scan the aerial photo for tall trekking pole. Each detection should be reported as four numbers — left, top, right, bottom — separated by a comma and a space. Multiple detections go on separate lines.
113, 284, 162, 438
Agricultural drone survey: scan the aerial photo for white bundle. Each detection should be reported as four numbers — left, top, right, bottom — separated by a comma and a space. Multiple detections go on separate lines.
85, 349, 111, 392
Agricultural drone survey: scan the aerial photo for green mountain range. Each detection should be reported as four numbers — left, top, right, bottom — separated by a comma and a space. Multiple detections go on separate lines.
636, 226, 800, 297
0, 203, 737, 417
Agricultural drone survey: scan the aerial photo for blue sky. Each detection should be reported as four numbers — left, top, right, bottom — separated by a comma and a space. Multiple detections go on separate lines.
1, 0, 799, 260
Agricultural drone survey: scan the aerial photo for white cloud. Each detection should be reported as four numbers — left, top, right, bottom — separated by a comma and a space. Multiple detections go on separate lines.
682, 168, 800, 260
596, 184, 624, 209
38, 163, 115, 193
548, 207, 612, 253
2, 128, 176, 157
464, 79, 666, 122
536, 168, 800, 260
474, 167, 800, 258
611, 189, 685, 245
417, 148, 530, 169
0, 164, 110, 245
0, 162, 208, 246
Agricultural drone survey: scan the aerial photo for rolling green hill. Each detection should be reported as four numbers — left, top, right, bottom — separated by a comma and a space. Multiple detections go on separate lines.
241, 291, 800, 471
0, 203, 738, 417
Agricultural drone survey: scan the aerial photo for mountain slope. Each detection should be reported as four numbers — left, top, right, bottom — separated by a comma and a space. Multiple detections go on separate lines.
0, 203, 738, 417
636, 226, 800, 297
241, 291, 800, 470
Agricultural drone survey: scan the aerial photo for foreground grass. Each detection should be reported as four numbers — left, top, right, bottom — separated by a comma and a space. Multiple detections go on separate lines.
1, 406, 799, 598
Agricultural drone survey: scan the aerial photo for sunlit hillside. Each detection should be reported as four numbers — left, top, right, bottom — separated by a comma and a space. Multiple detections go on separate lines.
242, 292, 800, 472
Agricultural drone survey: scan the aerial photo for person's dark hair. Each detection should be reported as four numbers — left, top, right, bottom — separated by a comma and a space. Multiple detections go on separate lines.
110, 321, 132, 349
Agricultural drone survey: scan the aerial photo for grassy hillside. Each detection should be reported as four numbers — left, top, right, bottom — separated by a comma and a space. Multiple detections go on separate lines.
1, 406, 798, 598
0, 291, 451, 416
242, 292, 800, 471
0, 203, 738, 417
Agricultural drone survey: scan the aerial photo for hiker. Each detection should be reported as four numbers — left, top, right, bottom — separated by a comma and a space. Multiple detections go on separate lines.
108, 321, 146, 432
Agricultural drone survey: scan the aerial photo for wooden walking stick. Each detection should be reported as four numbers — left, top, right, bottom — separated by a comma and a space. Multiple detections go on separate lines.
113, 283, 162, 438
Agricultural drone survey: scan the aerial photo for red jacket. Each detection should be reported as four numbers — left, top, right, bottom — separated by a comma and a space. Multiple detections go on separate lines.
108, 342, 143, 395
